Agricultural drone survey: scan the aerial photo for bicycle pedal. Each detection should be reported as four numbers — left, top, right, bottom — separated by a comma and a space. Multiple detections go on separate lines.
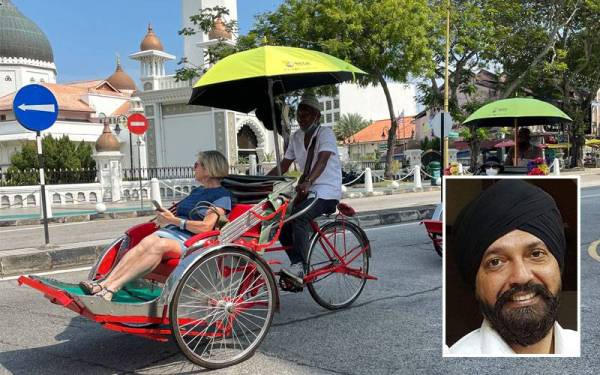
278, 276, 303, 293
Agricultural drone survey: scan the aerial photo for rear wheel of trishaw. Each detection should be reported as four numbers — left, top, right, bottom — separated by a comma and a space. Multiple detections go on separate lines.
169, 247, 277, 369
306, 221, 370, 310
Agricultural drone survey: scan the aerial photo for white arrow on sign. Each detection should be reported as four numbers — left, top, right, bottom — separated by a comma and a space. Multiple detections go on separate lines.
17, 103, 56, 113
129, 121, 146, 127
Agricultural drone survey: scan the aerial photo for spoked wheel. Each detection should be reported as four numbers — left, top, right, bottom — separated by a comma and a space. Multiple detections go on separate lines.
306, 220, 369, 310
169, 247, 277, 369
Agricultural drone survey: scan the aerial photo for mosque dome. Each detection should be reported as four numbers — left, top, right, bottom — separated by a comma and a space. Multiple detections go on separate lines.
106, 57, 137, 92
95, 122, 121, 152
0, 0, 54, 62
140, 24, 163, 51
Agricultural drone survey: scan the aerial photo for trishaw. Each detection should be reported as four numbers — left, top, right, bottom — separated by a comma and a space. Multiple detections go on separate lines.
18, 175, 375, 369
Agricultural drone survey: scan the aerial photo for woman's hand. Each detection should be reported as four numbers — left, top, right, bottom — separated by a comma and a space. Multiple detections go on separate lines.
156, 209, 177, 226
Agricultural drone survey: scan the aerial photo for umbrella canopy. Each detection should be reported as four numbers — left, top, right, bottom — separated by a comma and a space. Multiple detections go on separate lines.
462, 98, 572, 128
494, 140, 515, 148
189, 45, 366, 113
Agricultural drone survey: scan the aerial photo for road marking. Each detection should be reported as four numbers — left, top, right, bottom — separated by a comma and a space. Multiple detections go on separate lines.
581, 194, 600, 199
587, 240, 600, 262
0, 217, 151, 233
0, 266, 92, 282
364, 222, 420, 232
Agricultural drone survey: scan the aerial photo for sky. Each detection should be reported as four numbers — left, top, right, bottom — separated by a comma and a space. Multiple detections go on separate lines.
11, 0, 282, 84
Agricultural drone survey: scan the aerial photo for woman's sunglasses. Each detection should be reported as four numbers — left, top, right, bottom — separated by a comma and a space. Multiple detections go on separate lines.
194, 161, 203, 169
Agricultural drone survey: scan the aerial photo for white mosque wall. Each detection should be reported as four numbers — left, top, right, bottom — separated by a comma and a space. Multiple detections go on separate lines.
338, 82, 417, 122
158, 112, 216, 166
85, 94, 129, 118
0, 61, 56, 98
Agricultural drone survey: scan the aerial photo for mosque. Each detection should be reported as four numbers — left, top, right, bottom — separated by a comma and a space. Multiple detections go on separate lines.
0, 0, 277, 175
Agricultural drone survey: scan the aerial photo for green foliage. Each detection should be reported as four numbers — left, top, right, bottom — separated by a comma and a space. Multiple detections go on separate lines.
420, 136, 441, 151
175, 6, 247, 82
250, 0, 436, 177
6, 135, 96, 185
334, 113, 369, 142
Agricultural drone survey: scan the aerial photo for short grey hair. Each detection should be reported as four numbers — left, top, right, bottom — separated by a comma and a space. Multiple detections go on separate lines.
197, 150, 229, 178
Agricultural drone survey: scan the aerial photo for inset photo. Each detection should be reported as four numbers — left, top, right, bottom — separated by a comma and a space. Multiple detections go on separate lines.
443, 177, 579, 357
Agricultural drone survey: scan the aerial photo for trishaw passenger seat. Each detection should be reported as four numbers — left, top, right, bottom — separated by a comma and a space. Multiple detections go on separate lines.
226, 204, 261, 237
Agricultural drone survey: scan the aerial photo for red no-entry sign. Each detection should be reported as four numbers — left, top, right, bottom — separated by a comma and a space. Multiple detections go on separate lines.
127, 113, 148, 135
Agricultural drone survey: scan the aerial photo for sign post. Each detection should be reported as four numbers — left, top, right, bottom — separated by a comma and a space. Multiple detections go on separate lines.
127, 113, 149, 209
13, 84, 59, 246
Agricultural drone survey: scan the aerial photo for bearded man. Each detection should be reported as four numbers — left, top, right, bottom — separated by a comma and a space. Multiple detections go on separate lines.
448, 179, 579, 355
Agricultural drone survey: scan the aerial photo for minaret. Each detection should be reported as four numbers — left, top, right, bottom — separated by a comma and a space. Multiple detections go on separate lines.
181, 0, 237, 70
129, 24, 175, 91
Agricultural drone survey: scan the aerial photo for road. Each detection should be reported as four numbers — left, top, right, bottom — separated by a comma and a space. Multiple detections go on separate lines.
0, 187, 599, 374
0, 191, 440, 251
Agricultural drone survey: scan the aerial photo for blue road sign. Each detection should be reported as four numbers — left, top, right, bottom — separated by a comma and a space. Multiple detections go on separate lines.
12, 84, 59, 132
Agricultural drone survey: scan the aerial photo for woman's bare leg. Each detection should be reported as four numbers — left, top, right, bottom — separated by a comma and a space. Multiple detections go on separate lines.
101, 236, 182, 294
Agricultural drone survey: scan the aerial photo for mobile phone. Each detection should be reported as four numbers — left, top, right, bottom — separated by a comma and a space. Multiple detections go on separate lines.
152, 200, 166, 212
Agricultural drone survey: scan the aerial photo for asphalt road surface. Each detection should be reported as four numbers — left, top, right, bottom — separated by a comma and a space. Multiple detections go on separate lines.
0, 186, 599, 374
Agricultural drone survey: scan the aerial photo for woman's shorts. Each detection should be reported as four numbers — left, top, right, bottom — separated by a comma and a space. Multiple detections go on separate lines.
154, 225, 193, 254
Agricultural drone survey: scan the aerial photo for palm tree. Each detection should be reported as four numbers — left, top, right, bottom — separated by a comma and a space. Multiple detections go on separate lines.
334, 113, 370, 142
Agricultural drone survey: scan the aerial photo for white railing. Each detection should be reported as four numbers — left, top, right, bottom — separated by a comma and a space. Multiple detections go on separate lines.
155, 75, 192, 90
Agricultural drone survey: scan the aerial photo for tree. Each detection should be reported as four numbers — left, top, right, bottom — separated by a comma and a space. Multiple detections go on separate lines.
249, 0, 436, 177
492, 0, 600, 166
6, 135, 96, 185
334, 113, 369, 142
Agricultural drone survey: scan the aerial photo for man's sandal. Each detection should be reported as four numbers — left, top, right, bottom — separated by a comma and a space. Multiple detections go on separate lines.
79, 280, 103, 295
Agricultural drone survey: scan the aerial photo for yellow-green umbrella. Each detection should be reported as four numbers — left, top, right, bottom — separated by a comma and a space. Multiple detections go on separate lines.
190, 46, 366, 112
188, 46, 366, 171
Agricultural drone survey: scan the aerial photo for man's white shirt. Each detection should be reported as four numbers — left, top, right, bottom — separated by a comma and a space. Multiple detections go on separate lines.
284, 126, 342, 200
447, 319, 580, 356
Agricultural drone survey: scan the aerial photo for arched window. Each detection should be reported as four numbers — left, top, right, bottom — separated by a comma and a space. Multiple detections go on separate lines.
89, 192, 97, 202
14, 195, 23, 207
77, 192, 85, 202
1, 196, 9, 208
65, 193, 74, 203
53, 193, 61, 204
26, 194, 36, 206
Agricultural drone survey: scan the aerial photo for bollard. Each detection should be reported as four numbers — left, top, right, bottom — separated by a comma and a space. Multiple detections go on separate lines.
150, 178, 162, 207
249, 154, 258, 176
414, 166, 423, 190
341, 185, 347, 193
364, 168, 373, 193
552, 158, 560, 176
458, 163, 464, 175
40, 190, 52, 219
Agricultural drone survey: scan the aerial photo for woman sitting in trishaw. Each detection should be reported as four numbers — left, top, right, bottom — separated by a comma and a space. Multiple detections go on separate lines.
19, 98, 374, 369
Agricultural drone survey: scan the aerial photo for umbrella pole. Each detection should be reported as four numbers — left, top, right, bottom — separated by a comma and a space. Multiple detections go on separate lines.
268, 78, 283, 176
513, 119, 518, 166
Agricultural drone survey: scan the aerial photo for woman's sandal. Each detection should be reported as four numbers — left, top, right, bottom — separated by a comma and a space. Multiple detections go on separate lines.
95, 286, 117, 301
79, 280, 103, 295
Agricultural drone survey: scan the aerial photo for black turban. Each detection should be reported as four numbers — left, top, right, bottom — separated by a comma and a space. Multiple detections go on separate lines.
452, 179, 566, 286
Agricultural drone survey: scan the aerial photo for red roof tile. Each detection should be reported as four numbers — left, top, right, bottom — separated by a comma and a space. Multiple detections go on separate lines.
345, 117, 415, 144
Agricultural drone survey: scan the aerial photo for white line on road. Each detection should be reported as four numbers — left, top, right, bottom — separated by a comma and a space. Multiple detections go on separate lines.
0, 266, 92, 282
581, 194, 600, 199
364, 221, 420, 232
0, 217, 152, 233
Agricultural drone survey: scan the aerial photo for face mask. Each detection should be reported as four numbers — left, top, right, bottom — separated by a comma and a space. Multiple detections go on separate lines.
485, 167, 499, 176
302, 120, 319, 135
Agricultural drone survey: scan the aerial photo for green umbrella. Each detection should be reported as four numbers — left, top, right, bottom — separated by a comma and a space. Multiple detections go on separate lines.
462, 98, 572, 166
188, 46, 366, 172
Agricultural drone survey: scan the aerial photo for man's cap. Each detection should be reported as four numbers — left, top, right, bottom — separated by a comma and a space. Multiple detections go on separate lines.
299, 93, 321, 112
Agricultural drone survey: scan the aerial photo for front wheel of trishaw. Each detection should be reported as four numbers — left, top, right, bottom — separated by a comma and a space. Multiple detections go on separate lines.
169, 247, 277, 369
306, 220, 370, 310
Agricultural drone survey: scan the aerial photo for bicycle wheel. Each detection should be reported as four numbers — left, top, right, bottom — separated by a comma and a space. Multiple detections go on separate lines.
306, 220, 369, 310
169, 247, 277, 369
